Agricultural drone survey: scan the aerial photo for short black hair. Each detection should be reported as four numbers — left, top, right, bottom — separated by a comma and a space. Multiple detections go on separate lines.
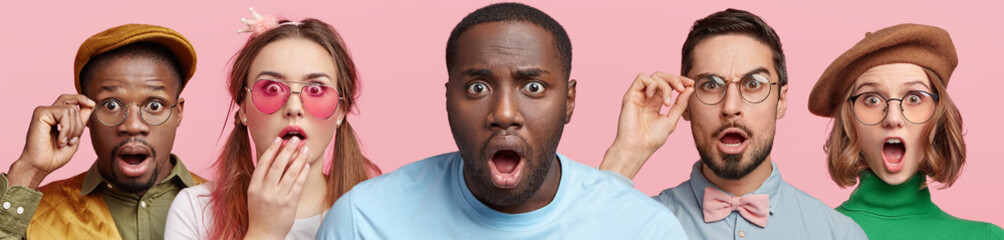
681, 8, 787, 86
446, 2, 572, 78
79, 42, 184, 98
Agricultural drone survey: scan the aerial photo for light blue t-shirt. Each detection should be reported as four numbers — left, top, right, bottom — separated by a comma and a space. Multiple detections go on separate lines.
316, 152, 687, 239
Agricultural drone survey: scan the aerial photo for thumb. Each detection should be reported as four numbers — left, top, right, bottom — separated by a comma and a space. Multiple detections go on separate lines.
79, 107, 93, 123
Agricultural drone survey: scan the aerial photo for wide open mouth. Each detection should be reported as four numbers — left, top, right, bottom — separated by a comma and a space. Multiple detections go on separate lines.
492, 150, 521, 174
716, 128, 749, 154
881, 137, 906, 172
278, 125, 309, 149
720, 132, 747, 146
279, 125, 308, 141
119, 153, 149, 165
487, 149, 525, 189
115, 144, 153, 177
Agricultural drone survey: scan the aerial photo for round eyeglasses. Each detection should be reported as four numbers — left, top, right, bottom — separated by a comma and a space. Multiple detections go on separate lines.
694, 74, 779, 105
847, 91, 940, 126
94, 98, 178, 127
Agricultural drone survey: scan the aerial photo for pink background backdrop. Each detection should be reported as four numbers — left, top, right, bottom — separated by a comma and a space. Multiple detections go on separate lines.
3, 0, 1001, 226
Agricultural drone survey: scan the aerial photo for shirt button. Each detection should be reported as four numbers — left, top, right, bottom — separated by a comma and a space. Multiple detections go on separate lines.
739, 230, 746, 238
16, 207, 24, 215
140, 201, 147, 208
2, 202, 9, 209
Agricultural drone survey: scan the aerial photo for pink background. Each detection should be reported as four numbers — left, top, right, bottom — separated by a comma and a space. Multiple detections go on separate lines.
2, 0, 1001, 226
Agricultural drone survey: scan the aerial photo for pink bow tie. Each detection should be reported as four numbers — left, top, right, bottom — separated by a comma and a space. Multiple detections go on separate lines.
702, 187, 770, 228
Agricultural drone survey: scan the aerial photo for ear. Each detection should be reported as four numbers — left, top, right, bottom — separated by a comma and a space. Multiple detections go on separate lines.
335, 108, 347, 127
564, 79, 577, 123
238, 100, 249, 126
776, 84, 788, 119
175, 97, 185, 125
682, 105, 692, 122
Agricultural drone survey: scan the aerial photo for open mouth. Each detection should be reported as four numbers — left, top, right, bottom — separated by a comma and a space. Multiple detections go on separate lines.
279, 125, 308, 148
488, 149, 525, 189
882, 137, 906, 173
717, 128, 749, 154
115, 145, 152, 178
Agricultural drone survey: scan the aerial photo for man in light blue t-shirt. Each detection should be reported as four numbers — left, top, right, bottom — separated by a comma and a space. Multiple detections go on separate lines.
316, 3, 687, 240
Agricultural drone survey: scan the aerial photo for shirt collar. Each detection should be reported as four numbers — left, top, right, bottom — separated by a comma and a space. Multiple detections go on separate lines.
81, 154, 197, 195
688, 160, 783, 214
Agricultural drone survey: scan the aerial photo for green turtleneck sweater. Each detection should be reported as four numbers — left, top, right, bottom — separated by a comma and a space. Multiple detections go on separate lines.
836, 170, 1003, 239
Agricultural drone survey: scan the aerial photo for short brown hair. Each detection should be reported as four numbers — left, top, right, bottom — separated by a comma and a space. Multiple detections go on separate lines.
681, 8, 787, 86
825, 68, 965, 188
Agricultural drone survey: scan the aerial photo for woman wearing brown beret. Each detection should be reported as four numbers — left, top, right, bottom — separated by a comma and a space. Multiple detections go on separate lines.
809, 23, 1003, 239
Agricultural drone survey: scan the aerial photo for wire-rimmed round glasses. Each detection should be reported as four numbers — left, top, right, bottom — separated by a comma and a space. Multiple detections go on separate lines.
94, 98, 178, 127
847, 90, 940, 126
694, 74, 779, 105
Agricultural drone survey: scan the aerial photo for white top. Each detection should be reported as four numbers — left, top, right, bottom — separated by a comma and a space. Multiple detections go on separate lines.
164, 184, 327, 240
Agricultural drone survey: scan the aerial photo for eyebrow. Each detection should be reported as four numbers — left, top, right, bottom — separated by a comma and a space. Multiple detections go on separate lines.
96, 82, 166, 94
461, 68, 492, 77
146, 84, 166, 92
513, 68, 550, 78
257, 71, 333, 83
98, 85, 119, 94
853, 80, 930, 94
692, 67, 771, 81
256, 71, 286, 80
744, 68, 771, 78
306, 73, 332, 80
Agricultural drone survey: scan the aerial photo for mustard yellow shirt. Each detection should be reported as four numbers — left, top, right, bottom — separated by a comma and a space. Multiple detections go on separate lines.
0, 154, 202, 240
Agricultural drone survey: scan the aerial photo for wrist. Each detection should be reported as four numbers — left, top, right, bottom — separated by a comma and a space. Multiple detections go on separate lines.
7, 159, 48, 189
600, 142, 653, 180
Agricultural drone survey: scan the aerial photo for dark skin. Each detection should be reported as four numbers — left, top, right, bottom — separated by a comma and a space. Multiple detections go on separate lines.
86, 57, 184, 196
9, 57, 183, 197
446, 21, 576, 214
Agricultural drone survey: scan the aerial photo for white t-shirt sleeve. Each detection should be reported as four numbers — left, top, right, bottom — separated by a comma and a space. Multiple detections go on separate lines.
164, 185, 210, 240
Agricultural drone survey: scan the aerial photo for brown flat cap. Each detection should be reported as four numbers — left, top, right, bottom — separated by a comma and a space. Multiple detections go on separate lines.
809, 23, 957, 117
73, 24, 197, 94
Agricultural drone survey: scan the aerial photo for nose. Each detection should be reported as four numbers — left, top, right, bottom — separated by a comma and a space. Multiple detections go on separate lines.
283, 92, 305, 118
720, 83, 744, 119
882, 100, 904, 128
117, 103, 150, 136
487, 87, 524, 131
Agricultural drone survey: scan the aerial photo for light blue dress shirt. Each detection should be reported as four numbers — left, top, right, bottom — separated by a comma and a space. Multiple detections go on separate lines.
316, 152, 688, 239
653, 161, 868, 240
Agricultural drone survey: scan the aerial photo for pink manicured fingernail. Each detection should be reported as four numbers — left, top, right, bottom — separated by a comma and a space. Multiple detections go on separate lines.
274, 137, 281, 144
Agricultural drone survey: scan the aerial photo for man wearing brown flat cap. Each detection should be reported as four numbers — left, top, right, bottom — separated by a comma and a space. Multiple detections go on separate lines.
0, 24, 205, 240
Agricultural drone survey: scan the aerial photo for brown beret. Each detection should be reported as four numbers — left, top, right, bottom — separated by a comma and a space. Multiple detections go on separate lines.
73, 24, 197, 94
809, 23, 957, 117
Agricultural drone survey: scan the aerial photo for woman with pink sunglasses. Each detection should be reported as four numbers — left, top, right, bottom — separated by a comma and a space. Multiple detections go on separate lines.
165, 9, 379, 239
